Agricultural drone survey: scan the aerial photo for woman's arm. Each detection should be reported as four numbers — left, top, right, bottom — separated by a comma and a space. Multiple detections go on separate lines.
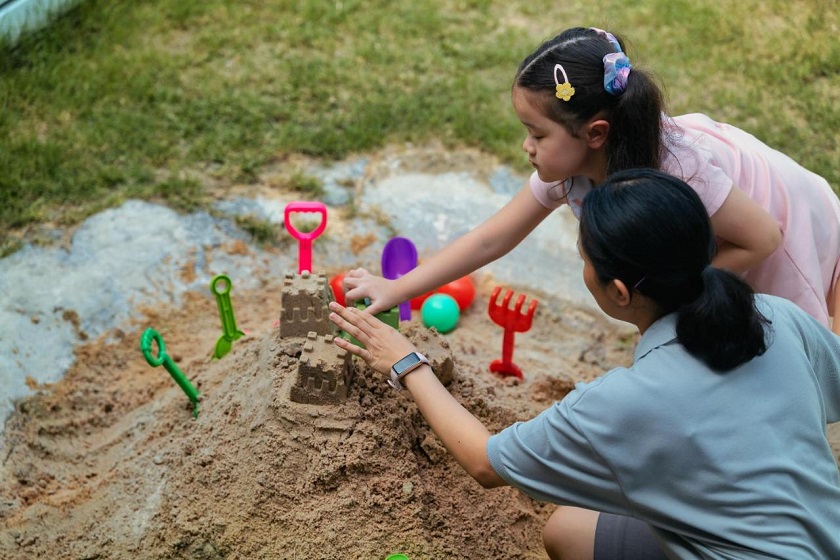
344, 184, 553, 314
709, 186, 782, 273
328, 302, 507, 487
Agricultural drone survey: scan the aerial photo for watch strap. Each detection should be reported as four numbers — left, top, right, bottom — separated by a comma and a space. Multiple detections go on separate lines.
388, 352, 430, 390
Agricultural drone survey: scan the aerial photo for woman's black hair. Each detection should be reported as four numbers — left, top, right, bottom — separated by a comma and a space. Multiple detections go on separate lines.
579, 168, 770, 371
514, 27, 665, 175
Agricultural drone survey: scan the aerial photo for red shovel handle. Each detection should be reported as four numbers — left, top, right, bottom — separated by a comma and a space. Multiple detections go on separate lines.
284, 201, 328, 273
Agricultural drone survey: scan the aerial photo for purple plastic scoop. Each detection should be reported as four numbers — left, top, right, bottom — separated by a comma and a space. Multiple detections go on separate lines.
381, 237, 418, 321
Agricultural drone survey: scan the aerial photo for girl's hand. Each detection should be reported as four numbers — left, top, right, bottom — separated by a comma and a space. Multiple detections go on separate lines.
329, 301, 417, 375
342, 268, 400, 315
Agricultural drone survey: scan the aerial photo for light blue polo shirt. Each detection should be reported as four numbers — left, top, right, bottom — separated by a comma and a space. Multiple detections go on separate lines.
487, 295, 840, 559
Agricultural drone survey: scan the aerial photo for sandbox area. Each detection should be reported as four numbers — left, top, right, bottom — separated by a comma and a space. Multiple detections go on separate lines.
2, 145, 839, 559
0, 267, 641, 559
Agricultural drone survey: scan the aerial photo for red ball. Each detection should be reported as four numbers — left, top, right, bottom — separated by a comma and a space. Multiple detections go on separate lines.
436, 276, 475, 311
410, 290, 434, 310
329, 273, 346, 306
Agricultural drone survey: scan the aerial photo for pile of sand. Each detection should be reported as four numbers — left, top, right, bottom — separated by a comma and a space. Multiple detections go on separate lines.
0, 273, 637, 559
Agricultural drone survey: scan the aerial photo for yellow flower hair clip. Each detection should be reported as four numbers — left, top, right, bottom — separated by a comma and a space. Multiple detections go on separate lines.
554, 64, 575, 102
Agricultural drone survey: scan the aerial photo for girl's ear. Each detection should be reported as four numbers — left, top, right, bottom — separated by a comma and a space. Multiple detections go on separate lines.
585, 119, 610, 150
609, 278, 632, 307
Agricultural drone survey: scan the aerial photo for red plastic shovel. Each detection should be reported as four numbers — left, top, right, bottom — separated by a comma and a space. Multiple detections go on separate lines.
284, 201, 327, 273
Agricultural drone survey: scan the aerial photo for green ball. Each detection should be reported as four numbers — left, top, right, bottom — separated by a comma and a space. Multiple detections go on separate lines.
421, 293, 460, 333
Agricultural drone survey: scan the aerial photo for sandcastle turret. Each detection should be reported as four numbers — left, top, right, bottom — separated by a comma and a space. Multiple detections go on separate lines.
289, 332, 353, 405
278, 271, 335, 339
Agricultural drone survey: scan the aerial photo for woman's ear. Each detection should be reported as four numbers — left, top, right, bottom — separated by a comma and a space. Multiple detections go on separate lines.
609, 278, 632, 307
585, 119, 610, 150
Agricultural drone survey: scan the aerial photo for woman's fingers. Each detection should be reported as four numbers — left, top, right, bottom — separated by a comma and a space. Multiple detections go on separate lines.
329, 301, 382, 343
329, 301, 417, 375
329, 304, 379, 364
333, 334, 370, 361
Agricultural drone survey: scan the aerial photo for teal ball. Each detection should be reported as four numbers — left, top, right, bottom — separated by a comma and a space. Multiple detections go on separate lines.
421, 293, 460, 333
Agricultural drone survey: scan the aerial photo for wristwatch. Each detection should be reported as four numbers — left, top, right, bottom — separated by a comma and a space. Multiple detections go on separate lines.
388, 351, 430, 390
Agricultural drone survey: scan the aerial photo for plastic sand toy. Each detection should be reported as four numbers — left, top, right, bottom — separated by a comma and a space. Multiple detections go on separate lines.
284, 201, 328, 274
140, 328, 201, 418
339, 298, 399, 348
421, 293, 460, 334
381, 236, 418, 321
211, 274, 246, 359
488, 286, 538, 379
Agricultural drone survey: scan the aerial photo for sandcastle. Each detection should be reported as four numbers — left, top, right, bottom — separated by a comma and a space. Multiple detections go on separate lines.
277, 270, 352, 405
278, 270, 454, 406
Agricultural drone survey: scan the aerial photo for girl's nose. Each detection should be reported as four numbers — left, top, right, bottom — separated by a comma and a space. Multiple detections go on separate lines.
522, 137, 534, 154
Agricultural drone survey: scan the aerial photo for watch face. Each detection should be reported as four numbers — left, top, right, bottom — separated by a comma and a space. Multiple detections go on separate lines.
393, 353, 422, 374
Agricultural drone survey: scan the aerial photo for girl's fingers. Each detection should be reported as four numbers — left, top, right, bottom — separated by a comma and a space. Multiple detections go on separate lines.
345, 268, 369, 280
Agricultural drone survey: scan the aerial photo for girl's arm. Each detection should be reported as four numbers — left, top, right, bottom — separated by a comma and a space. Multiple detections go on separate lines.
709, 186, 782, 273
344, 184, 554, 314
328, 302, 507, 488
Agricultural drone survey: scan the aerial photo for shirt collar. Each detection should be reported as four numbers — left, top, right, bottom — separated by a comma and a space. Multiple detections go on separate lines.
633, 312, 679, 363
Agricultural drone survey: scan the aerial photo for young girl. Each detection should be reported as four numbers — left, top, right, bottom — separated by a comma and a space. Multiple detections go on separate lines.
329, 168, 840, 559
343, 26, 840, 333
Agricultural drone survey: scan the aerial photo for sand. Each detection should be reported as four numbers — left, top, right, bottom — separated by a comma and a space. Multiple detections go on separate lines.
0, 265, 645, 559
1, 246, 839, 560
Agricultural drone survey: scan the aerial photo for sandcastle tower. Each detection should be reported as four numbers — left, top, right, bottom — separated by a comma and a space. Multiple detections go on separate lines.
278, 270, 354, 405
278, 271, 335, 338
289, 332, 353, 405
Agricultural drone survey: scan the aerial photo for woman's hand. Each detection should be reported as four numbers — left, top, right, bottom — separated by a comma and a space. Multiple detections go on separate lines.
329, 301, 417, 375
330, 304, 504, 488
342, 268, 401, 315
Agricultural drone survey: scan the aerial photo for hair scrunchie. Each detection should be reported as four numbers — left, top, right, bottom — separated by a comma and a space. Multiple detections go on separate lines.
590, 27, 632, 95
603, 52, 631, 95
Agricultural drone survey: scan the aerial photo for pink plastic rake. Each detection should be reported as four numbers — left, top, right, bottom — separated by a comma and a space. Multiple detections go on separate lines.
488, 286, 538, 379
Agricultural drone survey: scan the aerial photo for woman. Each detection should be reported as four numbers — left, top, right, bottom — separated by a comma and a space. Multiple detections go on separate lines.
329, 168, 840, 559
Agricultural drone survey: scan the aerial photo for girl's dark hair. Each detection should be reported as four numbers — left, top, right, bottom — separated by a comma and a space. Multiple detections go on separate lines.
579, 168, 770, 371
514, 27, 665, 175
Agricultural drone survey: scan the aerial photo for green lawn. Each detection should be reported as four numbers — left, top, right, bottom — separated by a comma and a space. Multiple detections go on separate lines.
1, 0, 838, 255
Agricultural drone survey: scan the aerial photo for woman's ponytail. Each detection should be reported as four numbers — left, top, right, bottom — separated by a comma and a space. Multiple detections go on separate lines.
676, 267, 769, 371
580, 169, 770, 372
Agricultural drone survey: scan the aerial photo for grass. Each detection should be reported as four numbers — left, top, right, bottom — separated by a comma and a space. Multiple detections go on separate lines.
1, 0, 838, 251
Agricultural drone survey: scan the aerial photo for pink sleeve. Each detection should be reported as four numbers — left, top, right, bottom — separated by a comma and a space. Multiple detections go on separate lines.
664, 120, 734, 216
529, 172, 567, 210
